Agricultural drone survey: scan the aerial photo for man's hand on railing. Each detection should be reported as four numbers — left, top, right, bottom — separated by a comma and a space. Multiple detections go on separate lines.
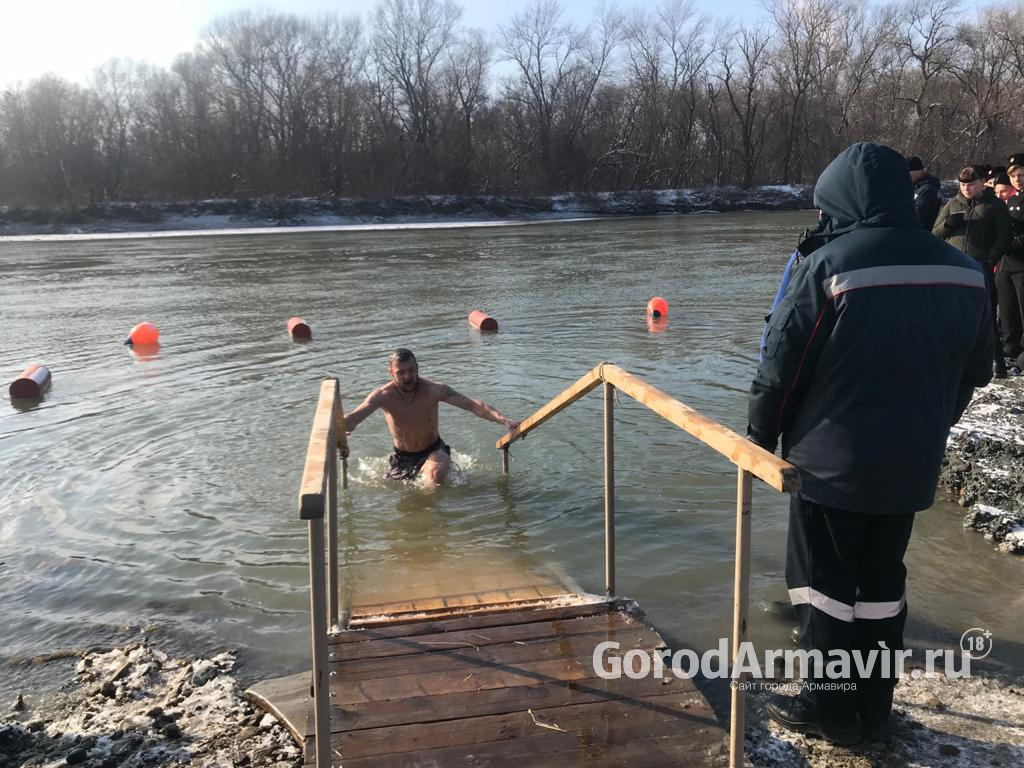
503, 418, 521, 432
337, 440, 350, 459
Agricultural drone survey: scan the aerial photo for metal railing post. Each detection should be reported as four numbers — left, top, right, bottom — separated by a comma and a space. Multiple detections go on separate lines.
729, 468, 753, 768
604, 381, 615, 598
307, 516, 331, 768
327, 440, 339, 630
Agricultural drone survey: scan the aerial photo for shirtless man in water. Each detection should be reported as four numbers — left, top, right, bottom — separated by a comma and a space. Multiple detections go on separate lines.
343, 348, 520, 485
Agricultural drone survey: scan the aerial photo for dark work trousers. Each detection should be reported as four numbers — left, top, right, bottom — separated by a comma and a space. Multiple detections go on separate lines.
786, 495, 915, 731
985, 270, 1008, 377
995, 268, 1024, 356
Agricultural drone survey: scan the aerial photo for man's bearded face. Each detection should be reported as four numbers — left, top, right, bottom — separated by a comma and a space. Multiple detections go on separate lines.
391, 360, 418, 392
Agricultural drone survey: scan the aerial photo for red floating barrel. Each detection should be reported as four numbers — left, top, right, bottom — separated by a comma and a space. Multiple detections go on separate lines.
125, 322, 160, 346
647, 297, 669, 319
9, 365, 51, 399
468, 310, 499, 332
288, 317, 312, 339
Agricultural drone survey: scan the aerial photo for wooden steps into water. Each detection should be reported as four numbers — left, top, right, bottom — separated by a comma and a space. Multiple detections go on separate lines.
247, 597, 728, 767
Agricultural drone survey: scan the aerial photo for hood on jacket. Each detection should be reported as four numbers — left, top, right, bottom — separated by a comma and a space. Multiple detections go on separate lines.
812, 143, 918, 230
914, 173, 940, 193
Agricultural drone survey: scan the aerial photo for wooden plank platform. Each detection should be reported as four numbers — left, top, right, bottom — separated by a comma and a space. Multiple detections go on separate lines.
247, 598, 728, 767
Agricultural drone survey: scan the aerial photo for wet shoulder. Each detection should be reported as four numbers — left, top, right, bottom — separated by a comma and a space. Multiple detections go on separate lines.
418, 378, 447, 401
374, 382, 400, 406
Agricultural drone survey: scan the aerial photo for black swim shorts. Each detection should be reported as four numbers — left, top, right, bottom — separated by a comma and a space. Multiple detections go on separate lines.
385, 436, 450, 480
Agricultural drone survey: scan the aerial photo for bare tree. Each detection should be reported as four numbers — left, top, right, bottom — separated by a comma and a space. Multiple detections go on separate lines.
891, 0, 964, 148
372, 0, 462, 189
3, 0, 1024, 205
718, 24, 774, 188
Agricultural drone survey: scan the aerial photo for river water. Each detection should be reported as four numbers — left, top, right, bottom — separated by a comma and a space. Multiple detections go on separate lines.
2, 213, 1022, 700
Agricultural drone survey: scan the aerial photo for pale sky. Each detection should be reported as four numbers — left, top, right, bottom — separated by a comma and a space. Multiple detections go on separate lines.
0, 0, 762, 90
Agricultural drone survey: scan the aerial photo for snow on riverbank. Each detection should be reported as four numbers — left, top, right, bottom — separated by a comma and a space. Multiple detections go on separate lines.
746, 672, 1024, 767
0, 186, 813, 237
941, 377, 1024, 554
0, 645, 300, 768
6, 642, 1021, 768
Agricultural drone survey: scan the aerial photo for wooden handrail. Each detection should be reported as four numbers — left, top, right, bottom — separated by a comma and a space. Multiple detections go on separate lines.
496, 363, 604, 450
299, 379, 339, 520
497, 362, 800, 493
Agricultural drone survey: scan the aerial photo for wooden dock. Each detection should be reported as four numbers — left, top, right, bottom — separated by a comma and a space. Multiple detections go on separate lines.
248, 595, 728, 767
267, 371, 801, 767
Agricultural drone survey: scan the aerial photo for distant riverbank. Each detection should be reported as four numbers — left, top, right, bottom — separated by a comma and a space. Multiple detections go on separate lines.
0, 186, 812, 237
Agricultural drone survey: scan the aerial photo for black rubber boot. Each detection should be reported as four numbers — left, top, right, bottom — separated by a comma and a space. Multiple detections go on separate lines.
766, 693, 863, 747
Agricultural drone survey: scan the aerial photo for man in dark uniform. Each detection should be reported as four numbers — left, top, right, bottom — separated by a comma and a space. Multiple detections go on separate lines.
998, 152, 1024, 367
933, 164, 1010, 378
907, 155, 941, 229
749, 143, 993, 746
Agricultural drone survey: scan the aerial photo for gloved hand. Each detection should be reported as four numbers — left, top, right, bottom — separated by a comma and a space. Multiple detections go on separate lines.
944, 211, 965, 230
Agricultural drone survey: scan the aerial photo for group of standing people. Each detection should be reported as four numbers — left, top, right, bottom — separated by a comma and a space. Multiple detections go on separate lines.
913, 153, 1024, 376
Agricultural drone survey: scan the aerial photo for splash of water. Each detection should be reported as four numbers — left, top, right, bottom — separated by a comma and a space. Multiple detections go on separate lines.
353, 451, 477, 488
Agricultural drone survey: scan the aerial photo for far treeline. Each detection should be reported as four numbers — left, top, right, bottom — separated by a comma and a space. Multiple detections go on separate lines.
1, 0, 1022, 208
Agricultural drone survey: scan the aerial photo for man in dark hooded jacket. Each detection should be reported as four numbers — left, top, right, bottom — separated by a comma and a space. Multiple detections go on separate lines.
749, 143, 992, 745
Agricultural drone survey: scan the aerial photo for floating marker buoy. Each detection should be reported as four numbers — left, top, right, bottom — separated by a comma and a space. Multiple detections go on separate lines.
125, 322, 160, 346
288, 317, 312, 339
468, 310, 499, 332
9, 364, 51, 399
647, 297, 669, 319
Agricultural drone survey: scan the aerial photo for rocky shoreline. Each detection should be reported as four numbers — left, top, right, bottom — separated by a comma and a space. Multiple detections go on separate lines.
0, 186, 813, 236
0, 646, 300, 768
940, 376, 1024, 554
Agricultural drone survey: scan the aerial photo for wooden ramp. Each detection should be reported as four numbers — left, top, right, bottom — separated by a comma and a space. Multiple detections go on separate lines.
338, 548, 584, 622
247, 597, 728, 767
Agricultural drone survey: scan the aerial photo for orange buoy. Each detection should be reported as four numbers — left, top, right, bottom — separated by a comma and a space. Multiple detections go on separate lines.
125, 322, 160, 346
9, 365, 51, 399
647, 297, 669, 319
288, 317, 312, 339
468, 310, 499, 332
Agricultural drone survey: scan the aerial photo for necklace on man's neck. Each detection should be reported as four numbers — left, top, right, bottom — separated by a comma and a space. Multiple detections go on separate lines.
397, 381, 419, 407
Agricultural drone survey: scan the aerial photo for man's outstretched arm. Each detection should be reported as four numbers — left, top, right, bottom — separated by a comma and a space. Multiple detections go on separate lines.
440, 385, 520, 431
343, 388, 384, 436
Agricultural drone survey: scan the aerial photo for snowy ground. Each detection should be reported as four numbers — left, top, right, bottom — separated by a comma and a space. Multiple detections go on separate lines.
0, 646, 300, 768
746, 672, 1024, 768
941, 377, 1024, 554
